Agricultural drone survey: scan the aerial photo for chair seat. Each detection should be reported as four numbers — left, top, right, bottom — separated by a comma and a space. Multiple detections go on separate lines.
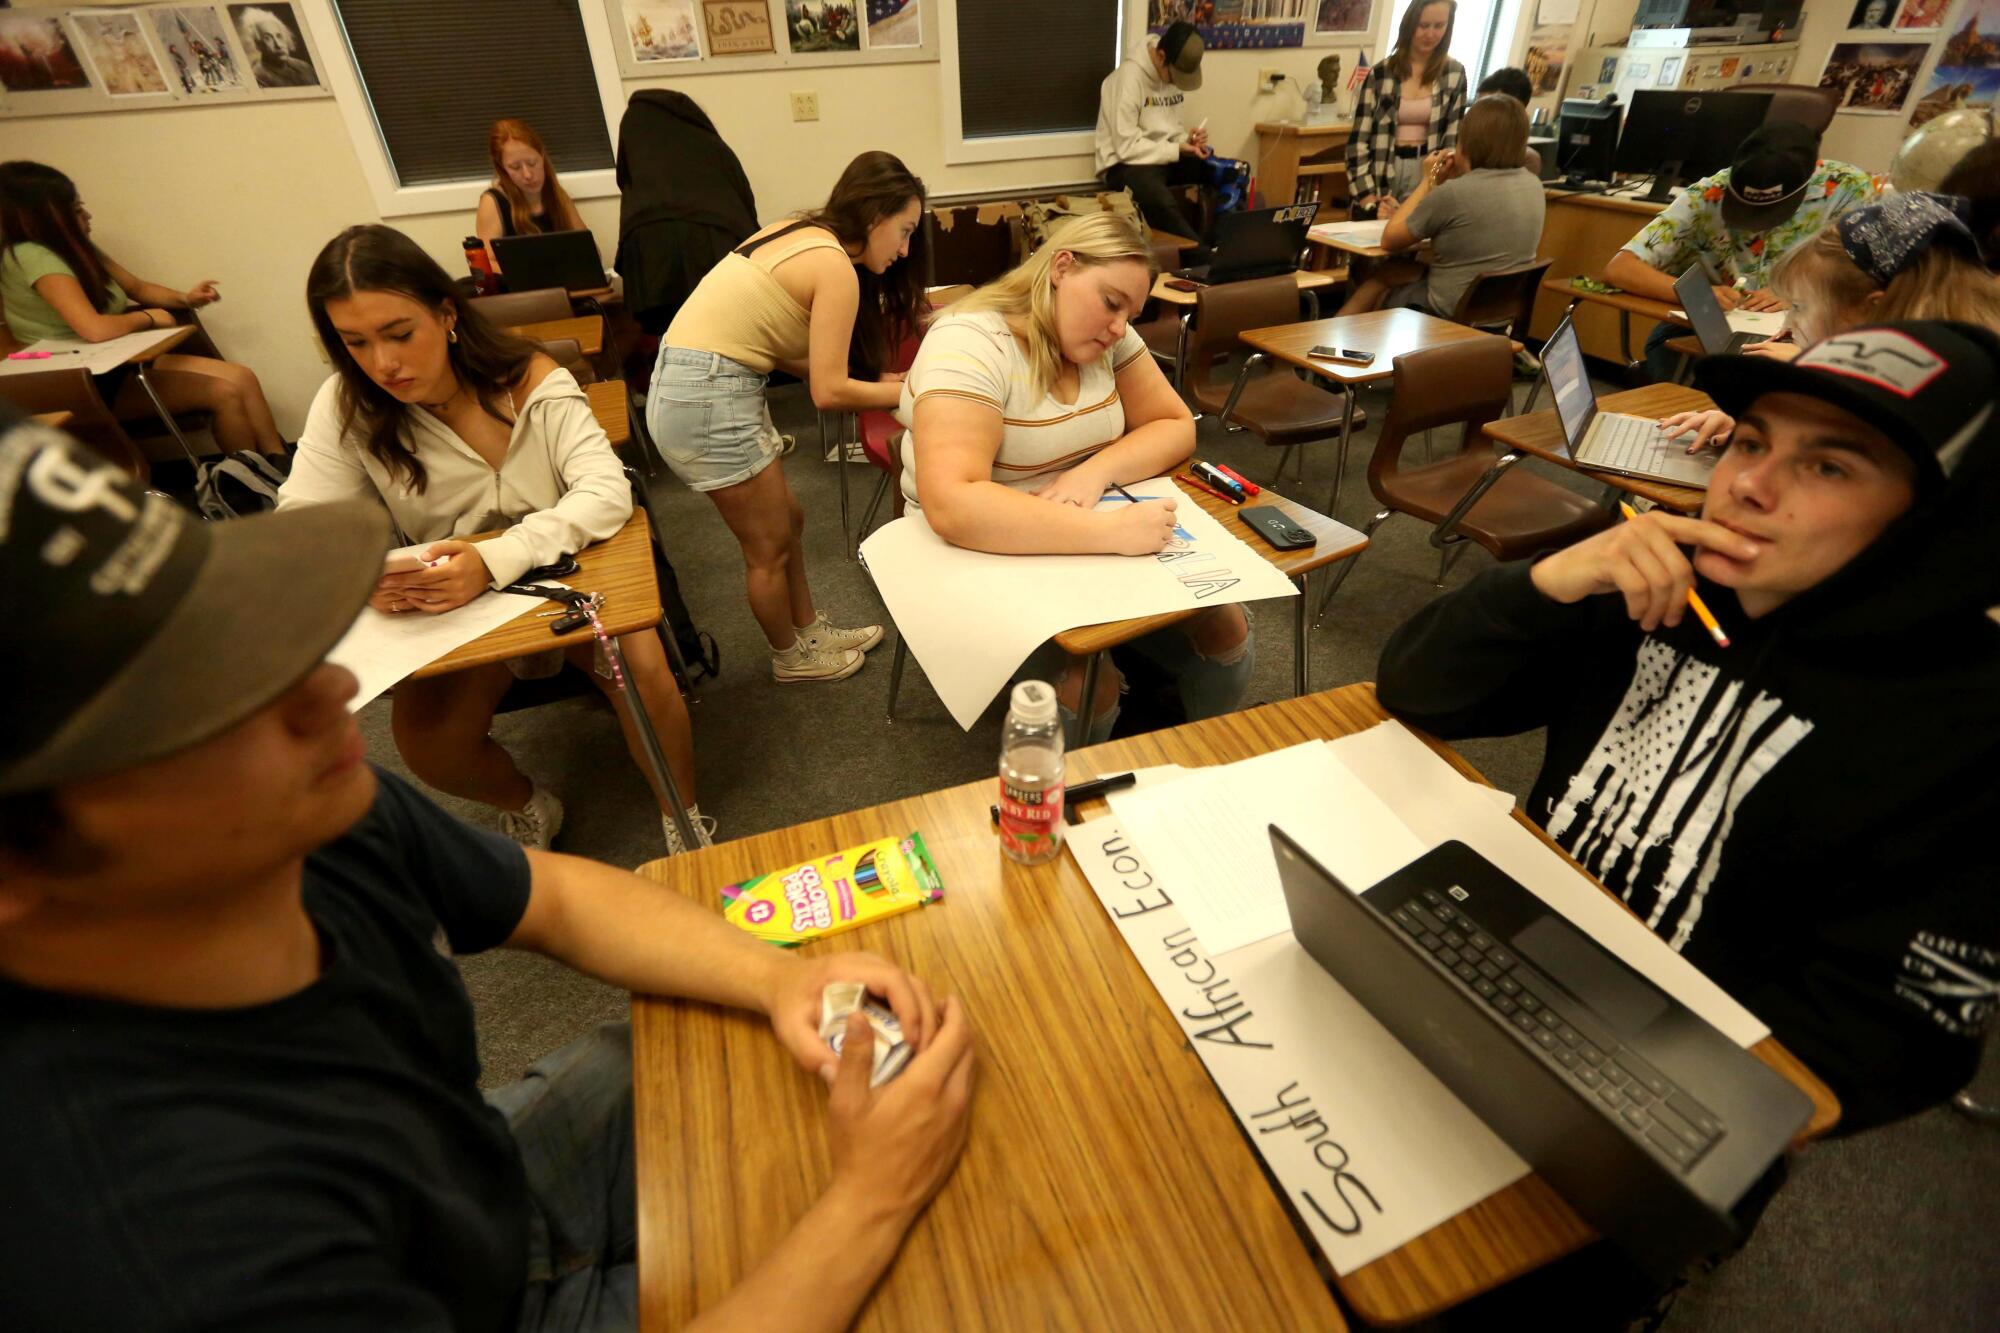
1136, 314, 1182, 364
1191, 370, 1362, 445
1378, 453, 1611, 560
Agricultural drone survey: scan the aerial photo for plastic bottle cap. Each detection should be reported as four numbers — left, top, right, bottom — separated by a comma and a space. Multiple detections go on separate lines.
1009, 680, 1058, 724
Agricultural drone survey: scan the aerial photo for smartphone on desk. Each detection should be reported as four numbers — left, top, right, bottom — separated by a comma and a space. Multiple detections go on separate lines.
1310, 345, 1375, 366
1163, 278, 1202, 292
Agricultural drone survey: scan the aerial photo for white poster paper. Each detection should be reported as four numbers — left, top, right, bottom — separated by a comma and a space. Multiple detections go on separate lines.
860, 478, 1302, 729
1069, 817, 1529, 1275
0, 328, 184, 378
325, 557, 560, 710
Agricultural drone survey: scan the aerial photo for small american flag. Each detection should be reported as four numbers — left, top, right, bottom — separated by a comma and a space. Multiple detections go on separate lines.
867, 0, 910, 22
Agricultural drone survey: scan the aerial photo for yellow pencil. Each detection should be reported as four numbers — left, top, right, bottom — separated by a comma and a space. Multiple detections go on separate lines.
1619, 502, 1731, 649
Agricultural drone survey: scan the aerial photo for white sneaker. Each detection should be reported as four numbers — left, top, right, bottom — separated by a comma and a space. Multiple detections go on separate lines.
662, 806, 718, 855
499, 784, 564, 850
772, 641, 864, 683
800, 611, 883, 655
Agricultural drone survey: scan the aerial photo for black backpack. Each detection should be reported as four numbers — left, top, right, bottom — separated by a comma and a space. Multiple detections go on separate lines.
194, 452, 288, 520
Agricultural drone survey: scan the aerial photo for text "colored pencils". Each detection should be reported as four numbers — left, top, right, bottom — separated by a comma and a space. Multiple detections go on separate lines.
1619, 502, 1730, 649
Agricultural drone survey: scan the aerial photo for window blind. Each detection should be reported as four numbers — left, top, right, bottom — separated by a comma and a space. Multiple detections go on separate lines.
330, 0, 614, 188
956, 2, 1121, 139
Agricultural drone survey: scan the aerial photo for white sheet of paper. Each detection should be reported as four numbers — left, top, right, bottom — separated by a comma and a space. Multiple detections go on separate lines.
325, 573, 555, 710
1107, 741, 1427, 957
860, 478, 1307, 730
1726, 309, 1788, 337
1322, 721, 1768, 1046
0, 327, 185, 378
1069, 818, 1527, 1275
1309, 219, 1389, 247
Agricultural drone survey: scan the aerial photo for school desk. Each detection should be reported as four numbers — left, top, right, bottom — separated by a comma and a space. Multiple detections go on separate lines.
629, 684, 1839, 1330
585, 380, 630, 449
1481, 383, 1712, 515
506, 314, 605, 358
1150, 269, 1346, 392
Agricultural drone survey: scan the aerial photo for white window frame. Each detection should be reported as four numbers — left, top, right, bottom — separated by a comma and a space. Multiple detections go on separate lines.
297, 0, 626, 219
937, 0, 1126, 166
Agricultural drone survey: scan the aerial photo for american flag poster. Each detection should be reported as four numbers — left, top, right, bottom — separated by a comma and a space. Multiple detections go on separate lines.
866, 0, 922, 48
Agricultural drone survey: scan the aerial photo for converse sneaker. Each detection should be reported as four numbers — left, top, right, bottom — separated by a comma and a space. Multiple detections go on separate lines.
772, 641, 864, 683
499, 784, 564, 850
800, 611, 883, 655
662, 806, 718, 855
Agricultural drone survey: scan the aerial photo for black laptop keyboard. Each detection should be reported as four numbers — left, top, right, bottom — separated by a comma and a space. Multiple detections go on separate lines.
1390, 889, 1726, 1173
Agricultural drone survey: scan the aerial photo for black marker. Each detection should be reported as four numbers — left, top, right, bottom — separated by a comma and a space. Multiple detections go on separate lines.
1063, 771, 1138, 824
1191, 460, 1247, 502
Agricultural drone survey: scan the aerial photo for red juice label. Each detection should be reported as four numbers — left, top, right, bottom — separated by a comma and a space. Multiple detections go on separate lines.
998, 779, 1065, 858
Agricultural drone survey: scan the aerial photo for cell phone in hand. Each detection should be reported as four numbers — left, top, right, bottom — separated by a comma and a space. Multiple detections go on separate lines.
1309, 345, 1376, 366
382, 552, 427, 575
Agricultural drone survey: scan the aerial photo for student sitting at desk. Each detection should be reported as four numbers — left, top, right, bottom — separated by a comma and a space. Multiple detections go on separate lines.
475, 119, 588, 275
899, 213, 1251, 744
1659, 192, 2000, 448
648, 151, 916, 686
1476, 67, 1541, 175
0, 411, 974, 1331
0, 160, 286, 460
1602, 122, 1875, 381
1346, 0, 1468, 221
1335, 93, 1544, 319
1379, 320, 2000, 1132
279, 225, 706, 854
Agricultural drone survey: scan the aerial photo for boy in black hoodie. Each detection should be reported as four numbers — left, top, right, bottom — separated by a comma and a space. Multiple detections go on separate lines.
1379, 321, 2000, 1132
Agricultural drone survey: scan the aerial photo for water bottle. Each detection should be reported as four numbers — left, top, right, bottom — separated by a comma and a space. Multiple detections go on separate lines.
998, 680, 1065, 865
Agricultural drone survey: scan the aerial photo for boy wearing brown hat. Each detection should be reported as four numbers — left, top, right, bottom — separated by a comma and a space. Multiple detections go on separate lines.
1095, 20, 1212, 241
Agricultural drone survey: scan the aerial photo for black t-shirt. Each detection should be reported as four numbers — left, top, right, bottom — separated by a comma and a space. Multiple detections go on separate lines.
0, 769, 534, 1331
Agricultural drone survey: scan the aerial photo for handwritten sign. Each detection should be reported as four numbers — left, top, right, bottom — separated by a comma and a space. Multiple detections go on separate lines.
1068, 814, 1529, 1275
702, 0, 773, 54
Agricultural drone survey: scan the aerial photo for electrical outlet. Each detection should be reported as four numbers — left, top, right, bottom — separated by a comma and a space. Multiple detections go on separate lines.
1258, 67, 1285, 90
790, 90, 819, 122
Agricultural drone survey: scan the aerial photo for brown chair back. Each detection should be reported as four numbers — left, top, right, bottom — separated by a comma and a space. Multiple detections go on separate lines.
1185, 275, 1302, 399
469, 287, 575, 325
1367, 336, 1514, 501
1447, 257, 1554, 344
538, 337, 596, 384
1739, 83, 1838, 138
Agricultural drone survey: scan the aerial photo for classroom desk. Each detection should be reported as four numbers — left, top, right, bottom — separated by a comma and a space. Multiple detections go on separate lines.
1539, 277, 1689, 374
881, 477, 1367, 735
1237, 309, 1504, 520
506, 315, 605, 357
1052, 476, 1366, 735
1151, 268, 1347, 392
586, 379, 630, 449
1483, 383, 1712, 514
1530, 191, 1670, 365
629, 683, 1839, 1331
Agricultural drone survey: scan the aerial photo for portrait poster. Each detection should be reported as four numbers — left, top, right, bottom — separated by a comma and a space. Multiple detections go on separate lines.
1896, 0, 1951, 30
702, 0, 775, 54
1313, 0, 1374, 36
1149, 0, 1309, 52
1848, 0, 1895, 29
1818, 40, 1928, 114
865, 0, 922, 48
1525, 33, 1567, 95
227, 4, 320, 90
786, 0, 859, 52
151, 6, 245, 95
0, 12, 92, 92
70, 10, 168, 97
625, 0, 702, 62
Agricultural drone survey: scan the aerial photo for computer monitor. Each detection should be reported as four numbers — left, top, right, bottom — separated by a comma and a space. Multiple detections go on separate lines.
1555, 98, 1623, 189
1614, 91, 1777, 202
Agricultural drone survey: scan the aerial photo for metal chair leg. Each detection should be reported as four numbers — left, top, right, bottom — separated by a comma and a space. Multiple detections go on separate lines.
855, 470, 894, 553
1271, 442, 1298, 484
1074, 651, 1103, 746
598, 632, 698, 853
1314, 509, 1391, 626
1435, 542, 1469, 587
886, 633, 909, 721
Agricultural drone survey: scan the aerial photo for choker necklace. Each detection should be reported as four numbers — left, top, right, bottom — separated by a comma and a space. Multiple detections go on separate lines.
417, 384, 461, 412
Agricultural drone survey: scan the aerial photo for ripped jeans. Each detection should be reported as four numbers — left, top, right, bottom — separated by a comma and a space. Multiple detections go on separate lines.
1015, 605, 1255, 748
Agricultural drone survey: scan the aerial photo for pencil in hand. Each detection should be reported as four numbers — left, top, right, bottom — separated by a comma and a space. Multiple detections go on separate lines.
1619, 502, 1730, 649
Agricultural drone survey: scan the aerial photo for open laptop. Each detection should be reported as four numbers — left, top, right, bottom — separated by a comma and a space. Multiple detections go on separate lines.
1674, 266, 1770, 355
1270, 827, 1814, 1281
1176, 203, 1318, 284
1542, 314, 1716, 488
491, 229, 608, 294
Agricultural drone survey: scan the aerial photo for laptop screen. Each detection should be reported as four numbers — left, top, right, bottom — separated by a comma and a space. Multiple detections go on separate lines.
1542, 317, 1595, 457
1673, 267, 1732, 355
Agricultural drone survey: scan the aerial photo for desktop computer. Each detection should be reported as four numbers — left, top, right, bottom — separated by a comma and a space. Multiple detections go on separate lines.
1613, 90, 1775, 201
1555, 97, 1623, 189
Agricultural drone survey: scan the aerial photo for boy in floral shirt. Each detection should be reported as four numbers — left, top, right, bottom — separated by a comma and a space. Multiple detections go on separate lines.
1604, 122, 1876, 378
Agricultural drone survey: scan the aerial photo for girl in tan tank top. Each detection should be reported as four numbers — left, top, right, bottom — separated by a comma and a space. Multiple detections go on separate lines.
647, 151, 929, 684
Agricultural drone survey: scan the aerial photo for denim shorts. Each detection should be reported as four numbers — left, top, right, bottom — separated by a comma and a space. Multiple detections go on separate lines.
647, 347, 782, 493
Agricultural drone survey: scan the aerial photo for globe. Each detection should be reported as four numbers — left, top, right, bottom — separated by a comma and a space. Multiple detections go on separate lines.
1892, 109, 1994, 192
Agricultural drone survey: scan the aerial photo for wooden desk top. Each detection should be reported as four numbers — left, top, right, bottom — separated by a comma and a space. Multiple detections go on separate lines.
1053, 476, 1367, 656
508, 315, 605, 357
1242, 307, 1502, 387
630, 684, 1838, 1330
1150, 227, 1200, 252
1151, 268, 1340, 307
1541, 276, 1688, 327
586, 380, 630, 448
1256, 119, 1353, 138
1543, 188, 1671, 218
1484, 383, 1712, 514
410, 510, 660, 677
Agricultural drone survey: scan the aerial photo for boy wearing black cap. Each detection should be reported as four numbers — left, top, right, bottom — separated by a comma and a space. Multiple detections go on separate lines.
1379, 322, 2000, 1134
0, 416, 974, 1329
1094, 20, 1212, 241
1605, 121, 1876, 379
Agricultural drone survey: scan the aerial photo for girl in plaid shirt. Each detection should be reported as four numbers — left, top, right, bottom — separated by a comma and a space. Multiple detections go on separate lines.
1346, 1, 1469, 218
